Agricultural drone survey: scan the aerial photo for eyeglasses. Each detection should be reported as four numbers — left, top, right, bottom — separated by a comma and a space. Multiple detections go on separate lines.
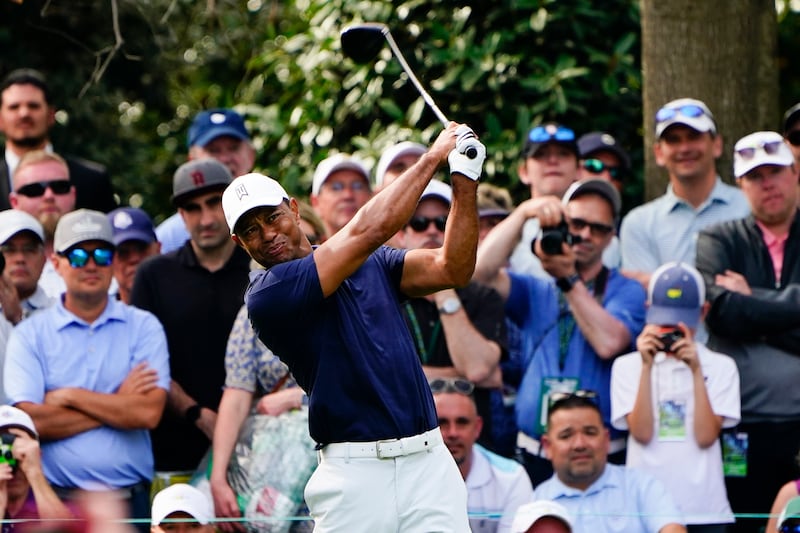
15, 180, 72, 198
549, 389, 598, 405
428, 378, 474, 396
408, 215, 447, 233
59, 247, 114, 268
0, 242, 42, 256
324, 181, 369, 193
786, 131, 800, 147
528, 125, 576, 143
735, 141, 784, 160
780, 522, 800, 533
655, 104, 708, 123
582, 159, 621, 180
567, 217, 614, 237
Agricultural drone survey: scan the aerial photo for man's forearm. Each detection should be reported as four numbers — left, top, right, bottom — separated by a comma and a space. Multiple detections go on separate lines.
49, 388, 166, 430
440, 175, 479, 285
26, 469, 72, 521
474, 208, 528, 285
15, 402, 102, 441
210, 389, 252, 484
566, 283, 631, 358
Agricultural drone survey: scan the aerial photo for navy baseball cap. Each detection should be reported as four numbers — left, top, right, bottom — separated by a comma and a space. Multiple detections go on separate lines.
108, 207, 157, 246
187, 109, 250, 149
578, 132, 631, 170
646, 262, 705, 328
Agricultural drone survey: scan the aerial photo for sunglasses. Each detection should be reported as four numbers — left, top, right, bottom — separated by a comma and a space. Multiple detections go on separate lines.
528, 125, 576, 143
582, 159, 621, 180
408, 215, 447, 233
786, 131, 800, 147
655, 104, 708, 123
59, 247, 114, 268
735, 140, 784, 160
428, 378, 475, 396
567, 217, 614, 237
15, 180, 72, 198
780, 523, 800, 533
549, 389, 598, 405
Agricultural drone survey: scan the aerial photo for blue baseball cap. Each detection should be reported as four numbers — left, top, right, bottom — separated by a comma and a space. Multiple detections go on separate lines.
187, 108, 250, 149
108, 207, 157, 246
646, 262, 705, 328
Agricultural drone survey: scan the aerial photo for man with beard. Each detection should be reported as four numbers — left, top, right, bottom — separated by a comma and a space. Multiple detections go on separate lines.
9, 151, 76, 297
0, 68, 115, 212
534, 394, 685, 533
474, 179, 645, 486
432, 379, 532, 533
131, 159, 251, 477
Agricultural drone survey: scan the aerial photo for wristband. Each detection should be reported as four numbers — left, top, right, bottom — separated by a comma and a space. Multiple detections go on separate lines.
556, 273, 581, 293
184, 404, 202, 424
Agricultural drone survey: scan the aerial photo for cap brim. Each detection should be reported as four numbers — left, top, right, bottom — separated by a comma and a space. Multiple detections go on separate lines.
734, 158, 794, 179
479, 208, 509, 219
646, 305, 701, 328
227, 195, 286, 234
656, 116, 715, 138
172, 183, 229, 207
192, 127, 249, 148
112, 230, 156, 246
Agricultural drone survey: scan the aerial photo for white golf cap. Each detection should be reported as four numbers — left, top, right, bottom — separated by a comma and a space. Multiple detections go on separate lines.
511, 500, 573, 532
420, 180, 452, 205
374, 141, 427, 188
0, 210, 44, 246
733, 130, 794, 178
0, 405, 38, 439
222, 173, 290, 234
311, 154, 371, 196
151, 483, 212, 526
655, 98, 716, 138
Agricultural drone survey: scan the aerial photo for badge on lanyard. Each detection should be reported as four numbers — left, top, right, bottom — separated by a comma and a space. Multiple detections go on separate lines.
722, 432, 748, 477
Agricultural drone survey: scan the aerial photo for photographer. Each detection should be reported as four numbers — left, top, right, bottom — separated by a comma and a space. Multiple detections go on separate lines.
474, 178, 645, 486
0, 405, 73, 532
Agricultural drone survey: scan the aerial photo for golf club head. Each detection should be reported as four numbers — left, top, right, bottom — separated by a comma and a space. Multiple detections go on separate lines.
341, 23, 389, 64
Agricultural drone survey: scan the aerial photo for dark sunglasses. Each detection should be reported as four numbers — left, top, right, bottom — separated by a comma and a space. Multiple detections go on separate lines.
582, 159, 621, 180
59, 247, 114, 268
528, 125, 576, 143
655, 104, 707, 123
780, 523, 800, 533
786, 131, 800, 147
550, 389, 598, 405
15, 180, 71, 198
428, 378, 475, 396
735, 140, 784, 160
408, 215, 447, 233
567, 217, 614, 237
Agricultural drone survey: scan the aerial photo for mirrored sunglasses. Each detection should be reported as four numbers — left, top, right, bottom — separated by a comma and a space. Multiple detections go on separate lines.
655, 104, 707, 123
428, 378, 474, 396
408, 215, 447, 233
582, 159, 621, 180
528, 125, 576, 143
60, 247, 114, 268
780, 523, 800, 533
735, 140, 784, 160
15, 180, 72, 198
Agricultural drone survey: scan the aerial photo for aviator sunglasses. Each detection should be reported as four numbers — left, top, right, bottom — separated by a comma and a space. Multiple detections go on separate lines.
15, 180, 72, 198
735, 140, 784, 160
582, 159, 621, 180
655, 104, 708, 123
549, 389, 598, 405
528, 125, 576, 143
59, 247, 114, 268
428, 378, 475, 396
408, 215, 447, 233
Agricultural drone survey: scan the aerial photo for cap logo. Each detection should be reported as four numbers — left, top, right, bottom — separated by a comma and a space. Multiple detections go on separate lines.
113, 211, 133, 229
72, 218, 102, 234
666, 287, 683, 299
210, 113, 226, 124
191, 170, 206, 187
545, 124, 557, 135
601, 133, 616, 146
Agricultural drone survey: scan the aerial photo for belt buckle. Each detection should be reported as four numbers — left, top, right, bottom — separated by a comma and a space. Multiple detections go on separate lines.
375, 438, 399, 459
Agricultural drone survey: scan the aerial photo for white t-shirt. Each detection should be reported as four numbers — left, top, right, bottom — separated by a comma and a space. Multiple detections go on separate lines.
611, 343, 740, 525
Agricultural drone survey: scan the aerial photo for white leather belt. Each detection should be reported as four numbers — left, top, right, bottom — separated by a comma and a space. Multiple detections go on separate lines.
320, 428, 442, 460
517, 431, 626, 456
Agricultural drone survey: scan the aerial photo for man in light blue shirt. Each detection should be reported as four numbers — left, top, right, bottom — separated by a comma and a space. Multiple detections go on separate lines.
534, 394, 686, 533
4, 208, 169, 532
620, 98, 749, 290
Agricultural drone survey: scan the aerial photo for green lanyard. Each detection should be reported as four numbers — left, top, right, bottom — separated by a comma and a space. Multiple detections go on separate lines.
556, 267, 608, 371
403, 301, 442, 365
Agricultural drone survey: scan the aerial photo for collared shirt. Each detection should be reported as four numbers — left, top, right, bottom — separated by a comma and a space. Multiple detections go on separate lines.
466, 444, 533, 533
5, 143, 53, 191
534, 464, 683, 533
755, 219, 787, 284
4, 297, 170, 489
620, 177, 750, 272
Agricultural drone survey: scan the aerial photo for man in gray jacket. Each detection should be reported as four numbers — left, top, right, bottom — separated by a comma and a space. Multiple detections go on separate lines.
696, 131, 800, 533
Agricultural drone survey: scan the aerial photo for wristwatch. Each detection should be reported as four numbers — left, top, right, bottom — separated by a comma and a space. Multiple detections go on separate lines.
438, 297, 462, 315
556, 273, 581, 293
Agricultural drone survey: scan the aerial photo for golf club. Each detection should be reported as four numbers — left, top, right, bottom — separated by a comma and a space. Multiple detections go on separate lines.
340, 22, 477, 158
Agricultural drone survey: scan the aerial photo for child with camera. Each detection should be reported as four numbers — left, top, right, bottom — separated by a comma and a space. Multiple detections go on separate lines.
610, 262, 740, 533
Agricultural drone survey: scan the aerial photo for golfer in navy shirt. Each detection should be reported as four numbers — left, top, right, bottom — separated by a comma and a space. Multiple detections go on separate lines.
221, 123, 485, 532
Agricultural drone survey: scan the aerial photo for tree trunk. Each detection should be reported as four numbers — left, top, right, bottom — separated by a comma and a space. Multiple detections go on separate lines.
641, 0, 778, 200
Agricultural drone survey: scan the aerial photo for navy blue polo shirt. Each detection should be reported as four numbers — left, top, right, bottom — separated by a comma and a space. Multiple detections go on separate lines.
246, 246, 438, 445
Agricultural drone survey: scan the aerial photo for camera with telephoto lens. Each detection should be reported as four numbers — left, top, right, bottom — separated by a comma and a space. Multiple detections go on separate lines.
659, 329, 684, 353
535, 219, 582, 255
0, 434, 16, 468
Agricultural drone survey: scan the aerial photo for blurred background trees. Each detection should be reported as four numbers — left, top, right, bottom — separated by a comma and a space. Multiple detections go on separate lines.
0, 0, 796, 220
